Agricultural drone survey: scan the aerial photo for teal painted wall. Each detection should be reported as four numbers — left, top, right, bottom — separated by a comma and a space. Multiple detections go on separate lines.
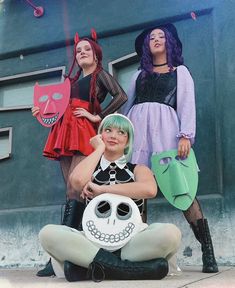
0, 0, 234, 268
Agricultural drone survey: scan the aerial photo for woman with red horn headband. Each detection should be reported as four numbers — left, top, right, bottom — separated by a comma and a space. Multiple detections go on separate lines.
32, 29, 127, 277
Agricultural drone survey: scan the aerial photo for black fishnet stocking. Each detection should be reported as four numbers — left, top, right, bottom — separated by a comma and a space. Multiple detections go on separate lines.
60, 155, 86, 200
183, 198, 204, 225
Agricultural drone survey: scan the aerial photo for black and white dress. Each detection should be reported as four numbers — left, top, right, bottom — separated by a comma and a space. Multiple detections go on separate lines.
86, 155, 144, 216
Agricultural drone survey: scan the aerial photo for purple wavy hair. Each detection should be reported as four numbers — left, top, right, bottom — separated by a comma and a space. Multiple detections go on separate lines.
140, 27, 184, 77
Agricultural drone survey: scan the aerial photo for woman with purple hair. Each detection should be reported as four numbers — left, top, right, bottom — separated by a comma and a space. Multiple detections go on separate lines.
121, 23, 218, 273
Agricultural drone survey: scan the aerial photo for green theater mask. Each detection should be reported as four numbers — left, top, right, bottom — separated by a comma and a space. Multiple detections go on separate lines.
151, 149, 198, 211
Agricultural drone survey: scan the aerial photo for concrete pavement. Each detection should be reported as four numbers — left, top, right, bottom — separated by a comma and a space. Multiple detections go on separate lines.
0, 266, 234, 288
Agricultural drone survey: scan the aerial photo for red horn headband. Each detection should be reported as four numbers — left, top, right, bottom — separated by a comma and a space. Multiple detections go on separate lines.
74, 28, 98, 45
74, 32, 80, 45
91, 28, 98, 42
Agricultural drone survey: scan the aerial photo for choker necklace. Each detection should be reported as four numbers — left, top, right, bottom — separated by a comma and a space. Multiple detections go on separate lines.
153, 62, 168, 67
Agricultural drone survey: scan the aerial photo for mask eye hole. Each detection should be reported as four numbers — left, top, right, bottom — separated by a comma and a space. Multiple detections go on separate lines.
52, 93, 63, 100
117, 202, 132, 220
95, 201, 111, 218
175, 155, 187, 161
39, 95, 48, 102
159, 157, 172, 165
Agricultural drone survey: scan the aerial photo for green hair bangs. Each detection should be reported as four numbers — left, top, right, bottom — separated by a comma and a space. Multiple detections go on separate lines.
98, 114, 134, 162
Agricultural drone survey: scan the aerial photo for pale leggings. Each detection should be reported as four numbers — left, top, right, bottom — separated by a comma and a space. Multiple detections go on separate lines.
39, 223, 181, 276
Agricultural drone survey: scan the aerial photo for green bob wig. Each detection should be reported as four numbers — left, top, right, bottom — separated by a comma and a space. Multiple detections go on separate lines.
98, 113, 134, 162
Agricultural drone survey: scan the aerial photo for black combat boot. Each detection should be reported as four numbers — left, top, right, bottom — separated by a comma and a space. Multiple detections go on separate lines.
36, 258, 55, 277
64, 261, 89, 282
37, 200, 85, 277
191, 218, 218, 273
88, 248, 168, 282
64, 249, 168, 282
61, 200, 85, 228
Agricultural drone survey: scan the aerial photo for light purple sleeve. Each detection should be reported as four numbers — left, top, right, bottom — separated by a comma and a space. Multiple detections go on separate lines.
176, 65, 196, 144
119, 70, 141, 115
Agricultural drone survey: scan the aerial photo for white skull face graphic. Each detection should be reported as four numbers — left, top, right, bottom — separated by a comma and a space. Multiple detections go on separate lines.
82, 193, 142, 251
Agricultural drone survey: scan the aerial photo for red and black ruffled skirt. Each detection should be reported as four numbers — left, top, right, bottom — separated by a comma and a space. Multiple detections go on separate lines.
43, 98, 97, 160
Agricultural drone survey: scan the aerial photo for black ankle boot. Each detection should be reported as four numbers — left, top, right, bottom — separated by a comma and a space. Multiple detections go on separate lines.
191, 218, 218, 273
64, 261, 89, 282
89, 248, 169, 282
37, 200, 85, 277
36, 258, 55, 277
62, 200, 85, 230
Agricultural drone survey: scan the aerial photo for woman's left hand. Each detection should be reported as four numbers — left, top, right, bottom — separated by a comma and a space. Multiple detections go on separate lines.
81, 181, 103, 199
178, 137, 191, 158
73, 108, 101, 123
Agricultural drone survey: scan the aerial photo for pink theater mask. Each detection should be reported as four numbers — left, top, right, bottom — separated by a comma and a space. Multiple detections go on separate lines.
33, 78, 71, 127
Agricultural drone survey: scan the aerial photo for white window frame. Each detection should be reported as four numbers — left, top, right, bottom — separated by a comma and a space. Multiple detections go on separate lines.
108, 52, 138, 77
0, 66, 66, 111
0, 127, 12, 160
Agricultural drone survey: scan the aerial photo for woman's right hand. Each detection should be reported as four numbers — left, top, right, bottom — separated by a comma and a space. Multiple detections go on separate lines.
31, 106, 40, 117
178, 137, 191, 158
89, 134, 105, 152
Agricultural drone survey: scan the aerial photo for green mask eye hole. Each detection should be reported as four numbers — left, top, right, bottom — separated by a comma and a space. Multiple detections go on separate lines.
159, 157, 172, 165
175, 155, 187, 161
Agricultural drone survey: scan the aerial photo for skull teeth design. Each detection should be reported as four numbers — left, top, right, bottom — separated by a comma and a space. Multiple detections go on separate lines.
41, 113, 59, 125
86, 220, 135, 243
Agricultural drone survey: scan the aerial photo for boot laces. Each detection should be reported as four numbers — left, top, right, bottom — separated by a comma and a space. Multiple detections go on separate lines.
64, 202, 73, 214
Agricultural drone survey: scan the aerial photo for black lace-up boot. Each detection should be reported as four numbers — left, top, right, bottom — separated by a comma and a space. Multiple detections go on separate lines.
61, 200, 85, 228
37, 200, 85, 277
191, 218, 218, 273
64, 249, 168, 282
64, 261, 89, 282
88, 248, 168, 282
36, 258, 55, 277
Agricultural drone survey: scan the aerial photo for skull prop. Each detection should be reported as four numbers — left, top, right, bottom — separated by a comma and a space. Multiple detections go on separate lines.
82, 193, 143, 251
33, 78, 71, 127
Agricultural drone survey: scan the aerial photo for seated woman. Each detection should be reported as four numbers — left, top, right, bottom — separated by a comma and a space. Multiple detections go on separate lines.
39, 114, 181, 282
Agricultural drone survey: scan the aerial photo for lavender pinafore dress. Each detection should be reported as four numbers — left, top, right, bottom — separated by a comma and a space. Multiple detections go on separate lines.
122, 65, 196, 168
